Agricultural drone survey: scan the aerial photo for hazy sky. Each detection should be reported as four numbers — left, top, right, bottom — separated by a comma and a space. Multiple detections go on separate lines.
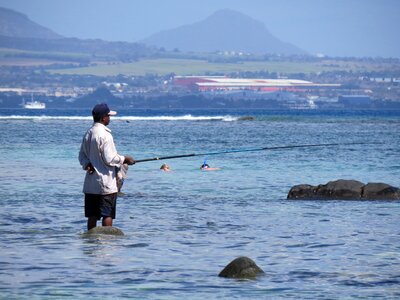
1, 0, 399, 57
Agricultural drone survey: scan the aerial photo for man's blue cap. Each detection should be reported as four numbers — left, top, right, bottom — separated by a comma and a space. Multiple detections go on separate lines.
92, 103, 117, 118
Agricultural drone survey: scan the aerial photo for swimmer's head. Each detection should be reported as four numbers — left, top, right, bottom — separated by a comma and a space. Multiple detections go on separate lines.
200, 163, 209, 169
160, 164, 170, 170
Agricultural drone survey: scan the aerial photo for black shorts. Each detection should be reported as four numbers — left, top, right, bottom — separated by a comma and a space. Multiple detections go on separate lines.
85, 193, 117, 220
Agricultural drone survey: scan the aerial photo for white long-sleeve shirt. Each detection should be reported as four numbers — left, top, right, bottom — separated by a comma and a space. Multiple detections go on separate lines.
79, 122, 125, 195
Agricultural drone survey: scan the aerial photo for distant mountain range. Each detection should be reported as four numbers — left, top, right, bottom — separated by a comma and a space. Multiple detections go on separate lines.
0, 7, 153, 58
0, 7, 62, 39
0, 7, 305, 56
141, 9, 305, 55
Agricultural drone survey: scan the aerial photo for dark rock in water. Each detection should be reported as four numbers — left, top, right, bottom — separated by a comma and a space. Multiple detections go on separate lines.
287, 179, 400, 200
86, 226, 124, 236
316, 179, 364, 200
238, 116, 255, 121
362, 182, 400, 200
286, 184, 316, 199
218, 256, 264, 279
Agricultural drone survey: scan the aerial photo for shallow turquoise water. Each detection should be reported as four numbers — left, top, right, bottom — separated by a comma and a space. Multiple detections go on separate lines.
0, 109, 399, 299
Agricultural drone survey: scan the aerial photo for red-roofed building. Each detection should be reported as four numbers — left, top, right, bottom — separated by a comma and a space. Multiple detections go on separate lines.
173, 76, 340, 92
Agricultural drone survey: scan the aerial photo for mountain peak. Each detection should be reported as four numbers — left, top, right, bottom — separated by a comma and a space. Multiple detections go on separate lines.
203, 9, 266, 32
141, 9, 305, 55
207, 8, 262, 23
208, 8, 254, 19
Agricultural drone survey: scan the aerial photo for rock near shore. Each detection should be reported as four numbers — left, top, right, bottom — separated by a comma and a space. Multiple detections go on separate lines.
85, 226, 125, 236
287, 179, 400, 200
218, 256, 264, 279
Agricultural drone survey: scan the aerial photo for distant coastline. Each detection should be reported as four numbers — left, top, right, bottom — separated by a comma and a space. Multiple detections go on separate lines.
1, 90, 400, 111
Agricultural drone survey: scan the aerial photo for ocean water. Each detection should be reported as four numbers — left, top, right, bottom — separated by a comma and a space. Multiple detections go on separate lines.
0, 108, 399, 299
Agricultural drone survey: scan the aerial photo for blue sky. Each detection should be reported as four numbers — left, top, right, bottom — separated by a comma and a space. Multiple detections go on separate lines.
0, 0, 399, 57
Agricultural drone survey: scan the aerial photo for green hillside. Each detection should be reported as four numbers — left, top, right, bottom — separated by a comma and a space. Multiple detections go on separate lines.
45, 59, 373, 76
47, 58, 397, 76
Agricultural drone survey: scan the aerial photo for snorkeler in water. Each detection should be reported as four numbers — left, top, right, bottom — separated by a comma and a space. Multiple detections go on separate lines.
200, 159, 220, 171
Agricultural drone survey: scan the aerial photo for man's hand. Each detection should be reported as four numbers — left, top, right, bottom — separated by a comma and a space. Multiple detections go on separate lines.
85, 163, 95, 174
124, 156, 135, 165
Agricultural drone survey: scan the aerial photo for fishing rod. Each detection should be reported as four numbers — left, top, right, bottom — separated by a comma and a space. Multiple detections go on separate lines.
134, 142, 372, 163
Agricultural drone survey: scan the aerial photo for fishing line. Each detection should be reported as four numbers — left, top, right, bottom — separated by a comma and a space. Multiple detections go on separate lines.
134, 142, 375, 163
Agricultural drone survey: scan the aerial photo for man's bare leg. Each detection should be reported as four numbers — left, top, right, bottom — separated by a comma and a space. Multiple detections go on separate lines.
102, 217, 113, 227
87, 217, 97, 230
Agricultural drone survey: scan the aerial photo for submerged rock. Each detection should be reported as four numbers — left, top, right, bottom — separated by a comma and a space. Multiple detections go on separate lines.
218, 256, 264, 279
287, 179, 400, 200
86, 226, 124, 236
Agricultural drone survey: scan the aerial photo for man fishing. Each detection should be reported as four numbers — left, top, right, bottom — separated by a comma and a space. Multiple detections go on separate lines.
79, 103, 135, 230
